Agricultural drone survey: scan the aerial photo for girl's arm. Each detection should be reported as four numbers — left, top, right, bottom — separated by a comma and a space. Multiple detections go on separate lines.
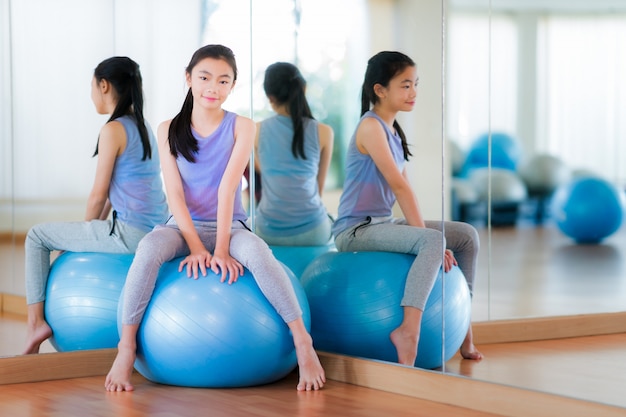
356, 118, 425, 228
211, 115, 256, 283
99, 199, 112, 220
316, 123, 334, 197
157, 120, 211, 278
85, 121, 125, 221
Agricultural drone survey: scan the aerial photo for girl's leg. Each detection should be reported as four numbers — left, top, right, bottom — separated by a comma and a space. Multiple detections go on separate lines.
424, 220, 483, 360
228, 225, 325, 390
335, 221, 444, 365
424, 220, 479, 293
105, 226, 188, 392
23, 220, 145, 355
23, 303, 51, 355
390, 306, 423, 366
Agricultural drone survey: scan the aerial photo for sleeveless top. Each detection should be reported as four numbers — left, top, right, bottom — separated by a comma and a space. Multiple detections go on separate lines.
332, 111, 406, 236
108, 115, 168, 232
176, 110, 247, 222
256, 115, 328, 236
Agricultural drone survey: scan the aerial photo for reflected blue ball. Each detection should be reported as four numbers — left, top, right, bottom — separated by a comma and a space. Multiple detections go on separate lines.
45, 252, 133, 351
301, 252, 471, 369
551, 177, 626, 244
462, 132, 523, 175
269, 242, 336, 279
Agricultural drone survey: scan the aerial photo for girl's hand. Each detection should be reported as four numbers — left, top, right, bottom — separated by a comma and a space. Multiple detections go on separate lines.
210, 253, 244, 284
443, 249, 458, 273
179, 250, 213, 279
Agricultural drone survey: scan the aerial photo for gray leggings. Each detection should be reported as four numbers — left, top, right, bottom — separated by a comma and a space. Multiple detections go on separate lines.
334, 218, 479, 311
25, 219, 147, 304
121, 219, 302, 326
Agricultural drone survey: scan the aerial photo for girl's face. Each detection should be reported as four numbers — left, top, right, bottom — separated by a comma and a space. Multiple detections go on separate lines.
90, 76, 106, 115
186, 57, 236, 111
377, 65, 419, 112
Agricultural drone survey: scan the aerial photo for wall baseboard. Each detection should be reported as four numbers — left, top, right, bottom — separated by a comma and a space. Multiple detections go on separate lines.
472, 311, 626, 344
0, 293, 26, 316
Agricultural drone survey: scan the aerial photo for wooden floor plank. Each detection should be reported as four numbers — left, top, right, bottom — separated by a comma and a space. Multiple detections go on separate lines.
0, 372, 504, 417
444, 332, 626, 408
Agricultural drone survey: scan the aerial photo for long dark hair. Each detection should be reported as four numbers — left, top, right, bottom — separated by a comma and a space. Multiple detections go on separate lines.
168, 44, 238, 162
263, 62, 313, 159
360, 51, 414, 161
93, 57, 151, 160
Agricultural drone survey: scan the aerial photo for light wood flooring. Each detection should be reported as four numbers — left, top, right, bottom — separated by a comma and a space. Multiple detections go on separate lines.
472, 223, 626, 321
0, 370, 506, 417
445, 333, 626, 408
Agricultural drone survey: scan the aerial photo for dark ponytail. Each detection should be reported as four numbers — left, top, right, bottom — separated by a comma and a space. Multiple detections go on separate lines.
93, 57, 151, 160
169, 44, 238, 162
360, 51, 415, 161
263, 62, 313, 159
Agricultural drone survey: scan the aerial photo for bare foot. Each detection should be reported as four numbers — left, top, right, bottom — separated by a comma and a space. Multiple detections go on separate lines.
390, 326, 418, 366
294, 335, 326, 391
105, 344, 136, 392
461, 340, 484, 361
22, 320, 53, 355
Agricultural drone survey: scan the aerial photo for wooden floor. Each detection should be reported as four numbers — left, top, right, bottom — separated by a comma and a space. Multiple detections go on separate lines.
472, 222, 626, 321
0, 370, 507, 417
445, 333, 626, 408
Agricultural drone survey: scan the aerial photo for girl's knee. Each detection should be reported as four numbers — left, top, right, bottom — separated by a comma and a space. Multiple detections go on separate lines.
25, 226, 44, 249
231, 229, 272, 257
459, 222, 480, 249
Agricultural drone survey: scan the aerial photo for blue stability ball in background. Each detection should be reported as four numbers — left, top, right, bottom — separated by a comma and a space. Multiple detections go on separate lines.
551, 177, 626, 244
45, 252, 133, 352
270, 242, 337, 279
301, 252, 471, 369
128, 259, 310, 388
462, 132, 523, 175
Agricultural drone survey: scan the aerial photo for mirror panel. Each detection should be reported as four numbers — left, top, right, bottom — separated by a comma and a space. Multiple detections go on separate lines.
0, 0, 251, 357
0, 0, 15, 302
1, 0, 449, 363
447, 0, 626, 321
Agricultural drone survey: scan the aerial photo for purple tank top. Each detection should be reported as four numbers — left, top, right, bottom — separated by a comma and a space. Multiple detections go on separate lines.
175, 110, 247, 222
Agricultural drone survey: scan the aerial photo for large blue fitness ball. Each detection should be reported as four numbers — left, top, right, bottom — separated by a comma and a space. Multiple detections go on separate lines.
127, 260, 310, 388
45, 252, 133, 352
270, 242, 337, 279
301, 252, 471, 369
551, 177, 626, 244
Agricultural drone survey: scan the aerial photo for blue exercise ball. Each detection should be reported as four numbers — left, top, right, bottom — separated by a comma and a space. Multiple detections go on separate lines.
462, 132, 523, 175
269, 242, 336, 279
301, 252, 471, 369
551, 177, 626, 244
125, 259, 310, 388
45, 252, 133, 352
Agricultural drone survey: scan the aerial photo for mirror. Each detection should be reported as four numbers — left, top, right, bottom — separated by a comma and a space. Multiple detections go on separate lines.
1, 0, 447, 359
0, 0, 255, 356
3, 0, 621, 410
447, 0, 626, 321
